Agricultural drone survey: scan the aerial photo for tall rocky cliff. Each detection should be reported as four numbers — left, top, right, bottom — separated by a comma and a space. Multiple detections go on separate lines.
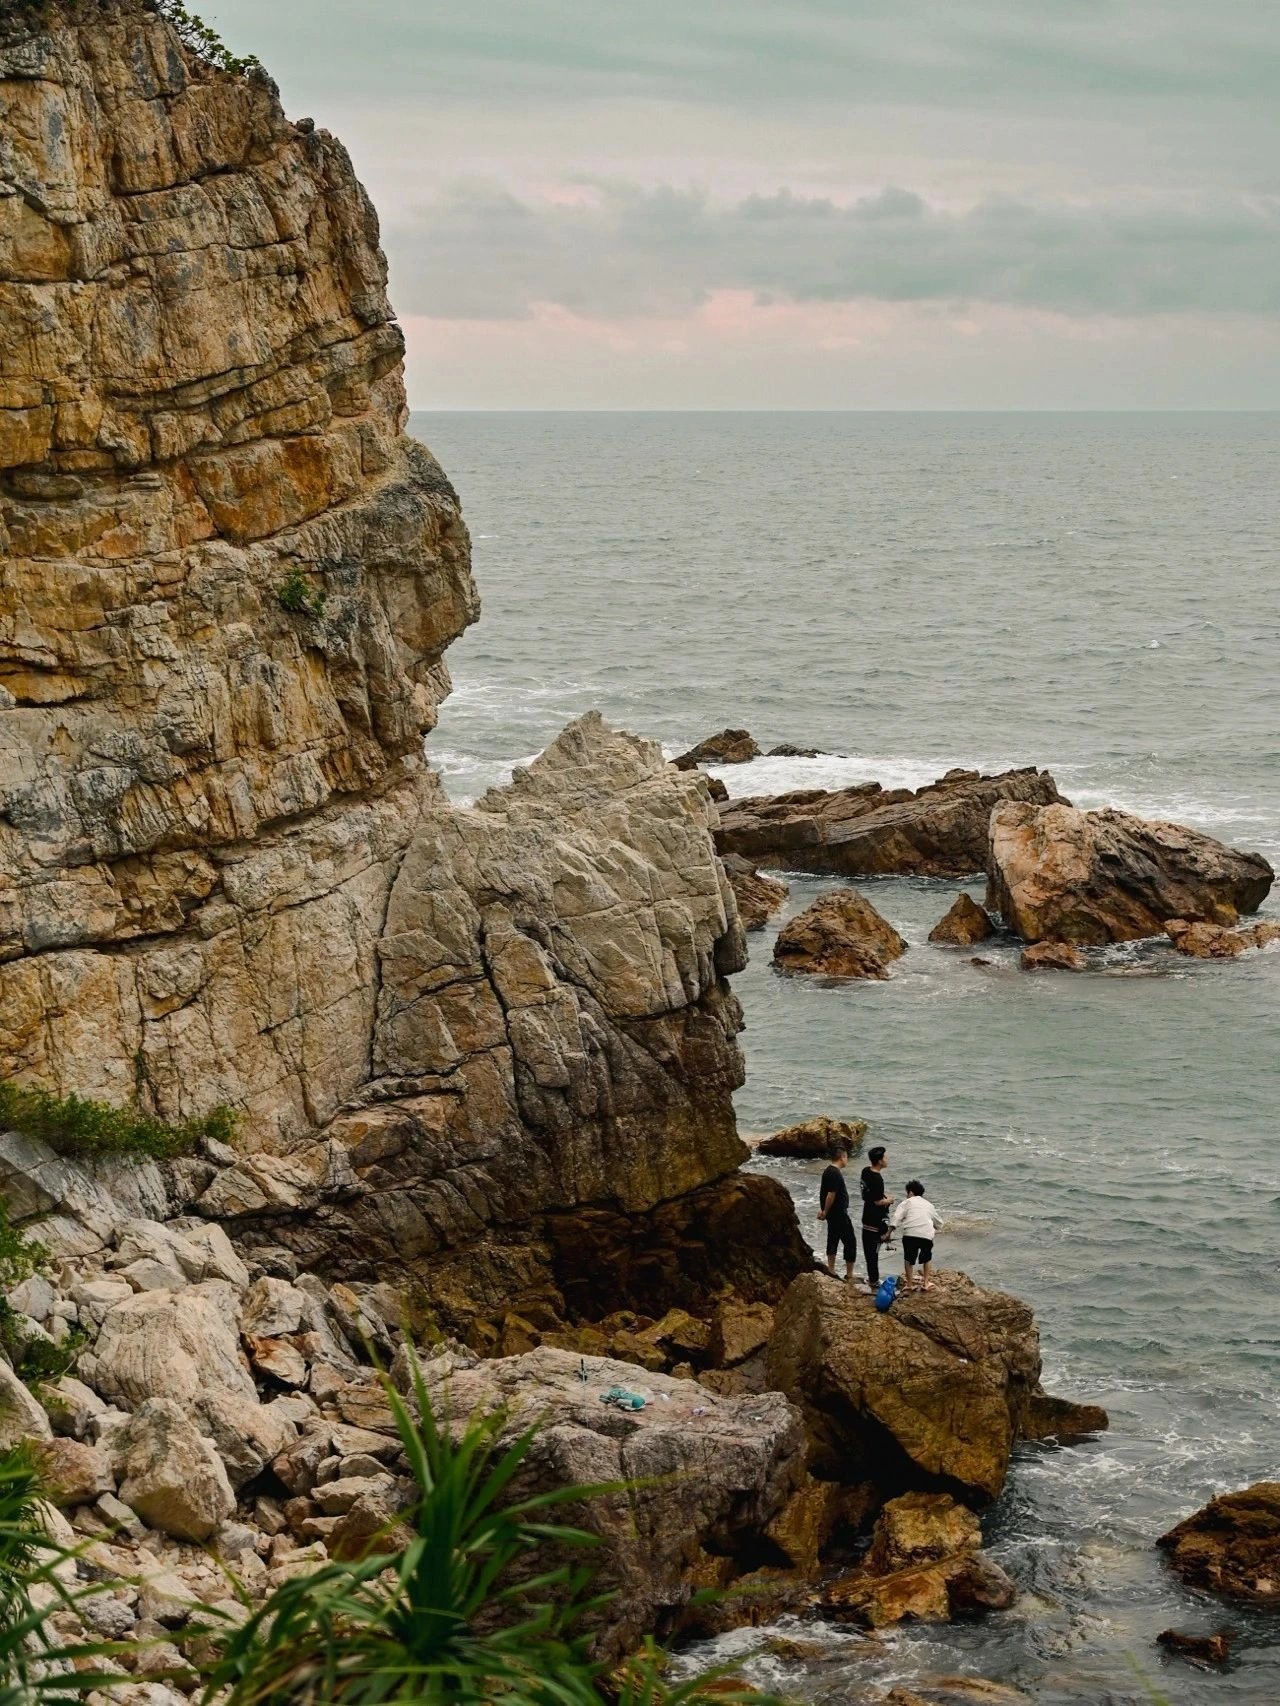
0, 0, 807, 1336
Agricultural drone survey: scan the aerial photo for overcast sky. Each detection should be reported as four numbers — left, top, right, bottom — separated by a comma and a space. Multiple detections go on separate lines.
202, 0, 1280, 408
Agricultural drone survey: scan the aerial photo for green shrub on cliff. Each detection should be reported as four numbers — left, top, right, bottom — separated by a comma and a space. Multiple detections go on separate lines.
0, 2, 262, 79
0, 1080, 236, 1161
200, 1356, 768, 1706
156, 0, 262, 76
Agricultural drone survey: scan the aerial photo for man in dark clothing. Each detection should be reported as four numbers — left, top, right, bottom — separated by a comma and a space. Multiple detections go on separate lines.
817, 1144, 857, 1280
860, 1144, 893, 1289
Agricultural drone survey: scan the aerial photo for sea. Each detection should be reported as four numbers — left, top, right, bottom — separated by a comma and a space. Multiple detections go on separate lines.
410, 410, 1280, 1705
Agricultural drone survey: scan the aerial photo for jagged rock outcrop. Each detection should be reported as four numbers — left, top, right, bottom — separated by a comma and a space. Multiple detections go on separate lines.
721, 853, 788, 930
717, 767, 1062, 878
764, 1271, 1108, 1505
0, 2, 807, 1342
772, 887, 906, 980
1158, 1482, 1280, 1608
988, 802, 1273, 944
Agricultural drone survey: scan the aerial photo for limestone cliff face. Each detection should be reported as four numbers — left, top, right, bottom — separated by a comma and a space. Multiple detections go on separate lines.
0, 3, 808, 1334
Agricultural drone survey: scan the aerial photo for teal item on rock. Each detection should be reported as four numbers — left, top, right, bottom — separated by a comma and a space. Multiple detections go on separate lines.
874, 1275, 898, 1312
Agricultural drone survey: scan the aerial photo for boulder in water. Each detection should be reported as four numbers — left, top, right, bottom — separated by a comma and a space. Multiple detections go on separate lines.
674, 729, 761, 768
988, 801, 1273, 944
1158, 1481, 1280, 1608
755, 1115, 867, 1159
1167, 916, 1280, 958
929, 894, 995, 945
764, 1270, 1107, 1505
772, 888, 906, 980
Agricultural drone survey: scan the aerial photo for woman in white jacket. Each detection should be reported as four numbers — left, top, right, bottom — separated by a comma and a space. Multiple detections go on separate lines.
892, 1179, 943, 1292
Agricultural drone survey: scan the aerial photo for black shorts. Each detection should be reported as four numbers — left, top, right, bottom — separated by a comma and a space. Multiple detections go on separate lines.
903, 1235, 934, 1266
826, 1211, 856, 1261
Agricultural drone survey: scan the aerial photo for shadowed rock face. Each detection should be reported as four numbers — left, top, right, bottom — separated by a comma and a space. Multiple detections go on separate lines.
717, 767, 1063, 878
0, 4, 810, 1338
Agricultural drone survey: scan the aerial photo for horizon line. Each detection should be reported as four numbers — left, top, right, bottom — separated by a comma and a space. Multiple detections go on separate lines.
406, 404, 1280, 414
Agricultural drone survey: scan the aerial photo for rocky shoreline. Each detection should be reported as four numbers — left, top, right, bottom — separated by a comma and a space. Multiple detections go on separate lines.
0, 7, 1272, 1702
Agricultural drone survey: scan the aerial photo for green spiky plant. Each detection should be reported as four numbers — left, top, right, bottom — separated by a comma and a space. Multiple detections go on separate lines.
200, 1355, 769, 1706
0, 1445, 130, 1705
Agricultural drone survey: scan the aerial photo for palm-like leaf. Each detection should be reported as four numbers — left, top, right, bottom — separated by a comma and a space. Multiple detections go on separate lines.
199, 1352, 777, 1706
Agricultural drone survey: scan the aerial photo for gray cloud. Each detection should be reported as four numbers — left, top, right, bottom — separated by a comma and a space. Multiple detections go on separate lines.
389, 182, 1280, 319
209, 0, 1280, 118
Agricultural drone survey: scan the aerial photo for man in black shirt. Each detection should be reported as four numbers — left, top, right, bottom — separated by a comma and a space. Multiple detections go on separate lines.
860, 1144, 893, 1289
817, 1144, 856, 1280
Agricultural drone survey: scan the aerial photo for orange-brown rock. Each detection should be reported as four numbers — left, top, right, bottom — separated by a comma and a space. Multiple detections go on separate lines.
929, 894, 995, 945
718, 767, 1062, 878
722, 854, 789, 930
814, 1491, 1014, 1628
1020, 941, 1085, 972
1158, 1482, 1280, 1608
764, 1270, 1106, 1505
754, 1114, 867, 1159
988, 802, 1273, 944
772, 888, 906, 980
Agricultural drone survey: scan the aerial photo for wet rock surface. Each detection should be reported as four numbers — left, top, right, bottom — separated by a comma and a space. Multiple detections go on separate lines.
1158, 1482, 1280, 1608
773, 888, 907, 980
988, 801, 1273, 944
718, 767, 1062, 878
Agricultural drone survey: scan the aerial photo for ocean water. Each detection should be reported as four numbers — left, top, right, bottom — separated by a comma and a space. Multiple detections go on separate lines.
411, 411, 1280, 1704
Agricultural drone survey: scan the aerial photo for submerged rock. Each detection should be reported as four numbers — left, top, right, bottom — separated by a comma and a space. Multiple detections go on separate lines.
765, 1270, 1107, 1505
1158, 1481, 1280, 1608
1156, 1628, 1233, 1667
772, 888, 906, 980
929, 894, 995, 946
755, 1115, 868, 1159
718, 767, 1062, 878
722, 853, 789, 930
988, 802, 1273, 944
674, 729, 762, 767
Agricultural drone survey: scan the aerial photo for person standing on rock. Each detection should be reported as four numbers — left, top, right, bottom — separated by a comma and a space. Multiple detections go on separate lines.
859, 1146, 893, 1289
817, 1145, 858, 1282
892, 1179, 944, 1292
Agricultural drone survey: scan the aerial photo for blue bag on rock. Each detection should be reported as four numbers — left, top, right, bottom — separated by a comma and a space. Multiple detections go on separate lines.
874, 1275, 898, 1312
